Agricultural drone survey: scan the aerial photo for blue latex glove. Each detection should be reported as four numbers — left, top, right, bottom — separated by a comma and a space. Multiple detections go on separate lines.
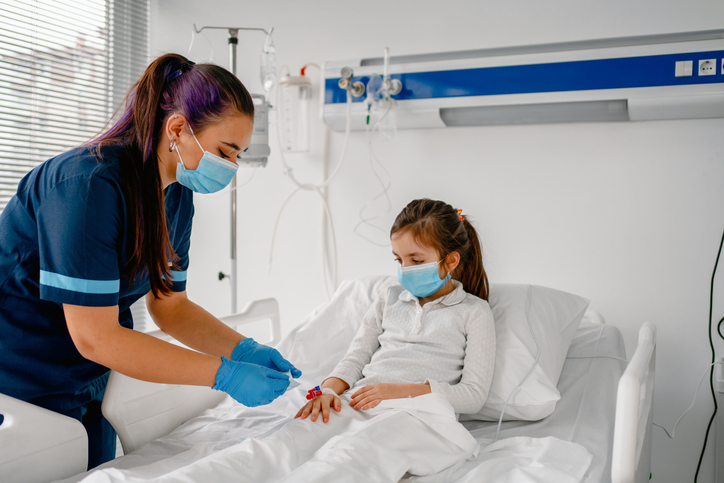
213, 357, 290, 407
232, 338, 302, 379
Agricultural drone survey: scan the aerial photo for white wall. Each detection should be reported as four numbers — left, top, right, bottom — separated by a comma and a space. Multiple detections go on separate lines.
151, 1, 724, 481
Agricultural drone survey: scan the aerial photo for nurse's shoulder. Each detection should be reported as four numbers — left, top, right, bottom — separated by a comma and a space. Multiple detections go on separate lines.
16, 144, 128, 213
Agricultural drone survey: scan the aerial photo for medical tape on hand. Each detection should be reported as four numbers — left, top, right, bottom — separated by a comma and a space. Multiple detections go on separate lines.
320, 387, 337, 397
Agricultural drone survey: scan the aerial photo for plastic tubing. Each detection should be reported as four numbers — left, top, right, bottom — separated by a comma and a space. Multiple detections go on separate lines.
494, 285, 541, 442
269, 64, 352, 298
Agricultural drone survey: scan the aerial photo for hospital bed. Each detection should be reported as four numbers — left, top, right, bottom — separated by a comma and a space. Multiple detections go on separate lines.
0, 276, 656, 483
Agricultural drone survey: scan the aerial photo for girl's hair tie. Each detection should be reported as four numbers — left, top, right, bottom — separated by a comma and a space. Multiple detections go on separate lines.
456, 209, 465, 222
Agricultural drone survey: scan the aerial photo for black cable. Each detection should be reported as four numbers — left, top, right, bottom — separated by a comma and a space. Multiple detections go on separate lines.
694, 226, 724, 482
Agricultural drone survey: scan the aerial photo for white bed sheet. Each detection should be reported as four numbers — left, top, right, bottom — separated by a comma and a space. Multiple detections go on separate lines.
56, 278, 625, 483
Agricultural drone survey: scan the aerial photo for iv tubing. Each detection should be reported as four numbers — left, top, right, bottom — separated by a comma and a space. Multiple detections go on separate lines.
269, 64, 351, 298
352, 110, 392, 247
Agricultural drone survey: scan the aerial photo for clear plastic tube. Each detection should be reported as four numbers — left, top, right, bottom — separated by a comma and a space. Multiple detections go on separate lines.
352, 112, 392, 247
269, 64, 351, 298
494, 286, 541, 442
260, 29, 277, 99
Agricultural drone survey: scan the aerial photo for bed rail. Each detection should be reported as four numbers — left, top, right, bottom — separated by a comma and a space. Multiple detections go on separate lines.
611, 321, 656, 483
102, 297, 281, 455
0, 393, 88, 483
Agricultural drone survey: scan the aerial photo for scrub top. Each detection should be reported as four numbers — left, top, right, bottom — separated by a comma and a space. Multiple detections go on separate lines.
0, 144, 194, 413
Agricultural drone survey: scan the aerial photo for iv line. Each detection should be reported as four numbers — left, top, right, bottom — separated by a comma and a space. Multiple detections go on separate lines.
187, 26, 215, 61
655, 361, 724, 440
353, 105, 393, 248
268, 64, 351, 299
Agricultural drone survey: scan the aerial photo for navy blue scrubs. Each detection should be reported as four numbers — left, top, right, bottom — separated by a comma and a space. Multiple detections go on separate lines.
0, 144, 194, 468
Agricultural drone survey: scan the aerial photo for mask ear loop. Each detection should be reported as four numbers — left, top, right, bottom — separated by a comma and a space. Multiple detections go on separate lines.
439, 253, 453, 280
187, 124, 206, 154
173, 140, 188, 169
171, 115, 204, 166
169, 115, 189, 169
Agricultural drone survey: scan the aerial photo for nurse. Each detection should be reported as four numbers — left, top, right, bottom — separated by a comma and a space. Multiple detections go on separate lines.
0, 53, 300, 469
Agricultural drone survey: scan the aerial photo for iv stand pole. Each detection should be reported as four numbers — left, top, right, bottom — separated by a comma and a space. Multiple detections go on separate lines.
228, 29, 238, 314
193, 24, 269, 314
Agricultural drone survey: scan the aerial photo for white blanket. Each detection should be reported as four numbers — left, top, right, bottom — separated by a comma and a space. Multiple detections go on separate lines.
405, 437, 592, 483
66, 392, 590, 483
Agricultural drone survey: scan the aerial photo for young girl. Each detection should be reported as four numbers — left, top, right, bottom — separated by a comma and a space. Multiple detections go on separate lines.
132, 199, 495, 482
297, 198, 493, 425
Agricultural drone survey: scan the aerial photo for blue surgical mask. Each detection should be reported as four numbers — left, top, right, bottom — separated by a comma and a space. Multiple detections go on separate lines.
397, 260, 451, 298
175, 127, 239, 194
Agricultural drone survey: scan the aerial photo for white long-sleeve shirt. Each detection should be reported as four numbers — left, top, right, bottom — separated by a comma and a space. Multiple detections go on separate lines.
328, 280, 495, 414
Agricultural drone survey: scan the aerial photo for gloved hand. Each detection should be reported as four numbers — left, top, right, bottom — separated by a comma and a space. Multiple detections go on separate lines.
232, 338, 302, 379
213, 357, 290, 407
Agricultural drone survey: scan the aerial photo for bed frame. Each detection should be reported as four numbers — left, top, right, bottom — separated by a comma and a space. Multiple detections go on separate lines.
611, 321, 656, 483
0, 301, 654, 483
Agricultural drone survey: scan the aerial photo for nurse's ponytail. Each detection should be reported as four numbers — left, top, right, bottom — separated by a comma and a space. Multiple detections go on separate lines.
390, 199, 489, 301
89, 54, 254, 297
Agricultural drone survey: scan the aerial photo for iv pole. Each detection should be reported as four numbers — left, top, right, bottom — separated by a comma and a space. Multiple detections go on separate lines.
193, 24, 271, 314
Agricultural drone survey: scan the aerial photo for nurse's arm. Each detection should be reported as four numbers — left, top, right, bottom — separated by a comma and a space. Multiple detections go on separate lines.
145, 290, 243, 359
64, 304, 221, 386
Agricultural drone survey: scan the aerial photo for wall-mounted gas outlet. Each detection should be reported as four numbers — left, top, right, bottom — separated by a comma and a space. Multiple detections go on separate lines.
699, 59, 716, 76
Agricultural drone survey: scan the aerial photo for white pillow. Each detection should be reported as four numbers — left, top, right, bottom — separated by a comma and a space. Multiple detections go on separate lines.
460, 283, 590, 421
277, 277, 588, 422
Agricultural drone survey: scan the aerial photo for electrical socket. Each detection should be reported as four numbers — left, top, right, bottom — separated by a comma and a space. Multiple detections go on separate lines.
699, 59, 716, 76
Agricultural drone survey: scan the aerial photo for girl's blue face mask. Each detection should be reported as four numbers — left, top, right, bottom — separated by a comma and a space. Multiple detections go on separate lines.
397, 260, 451, 298
175, 127, 239, 194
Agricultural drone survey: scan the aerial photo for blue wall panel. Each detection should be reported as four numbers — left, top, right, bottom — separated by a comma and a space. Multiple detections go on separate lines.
325, 50, 724, 104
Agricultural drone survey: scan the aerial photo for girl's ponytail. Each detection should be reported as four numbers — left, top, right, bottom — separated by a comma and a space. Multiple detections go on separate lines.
456, 218, 489, 301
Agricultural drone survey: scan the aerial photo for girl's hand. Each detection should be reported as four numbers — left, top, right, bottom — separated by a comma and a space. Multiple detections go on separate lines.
350, 383, 416, 410
294, 394, 341, 423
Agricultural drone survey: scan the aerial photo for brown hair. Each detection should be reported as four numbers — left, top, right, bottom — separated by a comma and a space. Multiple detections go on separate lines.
88, 53, 254, 297
390, 199, 489, 300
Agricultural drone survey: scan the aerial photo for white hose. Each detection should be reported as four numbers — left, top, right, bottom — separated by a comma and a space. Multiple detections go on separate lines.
269, 65, 352, 298
353, 103, 393, 247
